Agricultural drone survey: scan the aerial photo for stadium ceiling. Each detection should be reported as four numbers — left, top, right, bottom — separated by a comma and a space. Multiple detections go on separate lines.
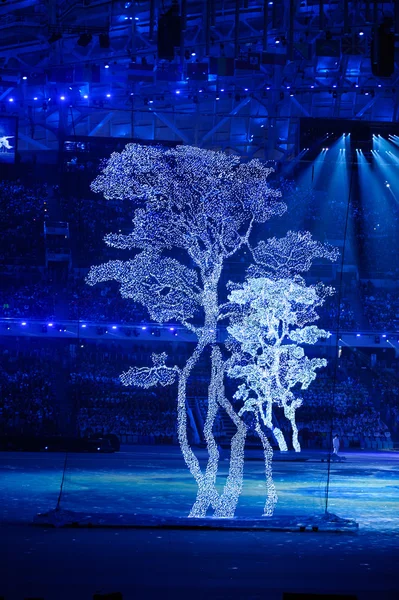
1, 0, 398, 159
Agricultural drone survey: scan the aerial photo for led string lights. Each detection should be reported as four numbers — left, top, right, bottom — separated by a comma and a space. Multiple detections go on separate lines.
226, 276, 333, 512
87, 143, 337, 518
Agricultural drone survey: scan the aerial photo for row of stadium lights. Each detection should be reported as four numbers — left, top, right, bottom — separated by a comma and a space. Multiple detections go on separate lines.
6, 76, 387, 105
9, 322, 179, 335
9, 322, 396, 341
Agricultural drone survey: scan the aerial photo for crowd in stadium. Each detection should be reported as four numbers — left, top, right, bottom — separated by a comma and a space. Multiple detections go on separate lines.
0, 347, 59, 436
0, 176, 398, 449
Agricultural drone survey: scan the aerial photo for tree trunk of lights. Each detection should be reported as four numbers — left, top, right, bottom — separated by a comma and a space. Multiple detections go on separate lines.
188, 267, 223, 517
213, 346, 248, 518
188, 348, 220, 517
255, 417, 278, 517
271, 425, 288, 452
260, 401, 288, 452
191, 266, 248, 518
285, 406, 301, 452
177, 339, 220, 517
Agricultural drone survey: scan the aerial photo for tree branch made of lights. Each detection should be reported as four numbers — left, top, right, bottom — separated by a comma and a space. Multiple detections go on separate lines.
87, 143, 338, 518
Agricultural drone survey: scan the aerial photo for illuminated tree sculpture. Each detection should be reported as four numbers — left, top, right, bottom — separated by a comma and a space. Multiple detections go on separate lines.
86, 144, 286, 518
226, 277, 333, 514
87, 144, 338, 518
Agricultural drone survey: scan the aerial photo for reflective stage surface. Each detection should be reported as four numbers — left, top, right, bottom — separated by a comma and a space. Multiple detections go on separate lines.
0, 447, 398, 531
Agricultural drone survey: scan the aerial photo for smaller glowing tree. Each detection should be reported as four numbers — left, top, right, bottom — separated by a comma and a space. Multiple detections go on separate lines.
226, 276, 333, 515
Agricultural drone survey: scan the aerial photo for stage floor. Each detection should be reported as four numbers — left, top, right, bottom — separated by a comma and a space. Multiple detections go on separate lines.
1, 447, 399, 600
0, 446, 398, 530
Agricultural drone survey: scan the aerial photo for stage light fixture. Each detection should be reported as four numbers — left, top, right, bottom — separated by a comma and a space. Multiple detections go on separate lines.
77, 32, 92, 47
359, 30, 364, 36
8, 98, 14, 102
104, 63, 110, 69
22, 76, 27, 80
275, 37, 280, 44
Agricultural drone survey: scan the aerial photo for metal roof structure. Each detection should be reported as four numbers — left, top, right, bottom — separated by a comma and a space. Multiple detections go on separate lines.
0, 0, 398, 160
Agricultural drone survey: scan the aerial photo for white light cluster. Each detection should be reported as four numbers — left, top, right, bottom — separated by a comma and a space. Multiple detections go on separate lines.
227, 276, 331, 488
87, 253, 201, 323
248, 230, 339, 279
120, 352, 178, 388
87, 143, 337, 519
87, 144, 286, 519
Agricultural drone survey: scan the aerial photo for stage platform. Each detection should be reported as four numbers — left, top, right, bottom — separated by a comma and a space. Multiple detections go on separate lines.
0, 446, 398, 531
1, 447, 399, 600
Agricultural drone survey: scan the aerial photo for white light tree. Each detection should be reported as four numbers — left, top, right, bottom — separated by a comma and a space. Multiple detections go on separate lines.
86, 143, 338, 518
86, 144, 286, 517
226, 276, 334, 515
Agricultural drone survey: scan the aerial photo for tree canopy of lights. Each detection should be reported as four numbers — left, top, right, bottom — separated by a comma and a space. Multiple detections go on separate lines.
225, 276, 333, 515
87, 143, 338, 519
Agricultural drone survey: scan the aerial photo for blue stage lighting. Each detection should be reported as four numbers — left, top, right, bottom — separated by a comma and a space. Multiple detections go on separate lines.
8, 98, 14, 102
141, 326, 147, 330
82, 324, 87, 328
21, 322, 27, 326
112, 325, 117, 330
